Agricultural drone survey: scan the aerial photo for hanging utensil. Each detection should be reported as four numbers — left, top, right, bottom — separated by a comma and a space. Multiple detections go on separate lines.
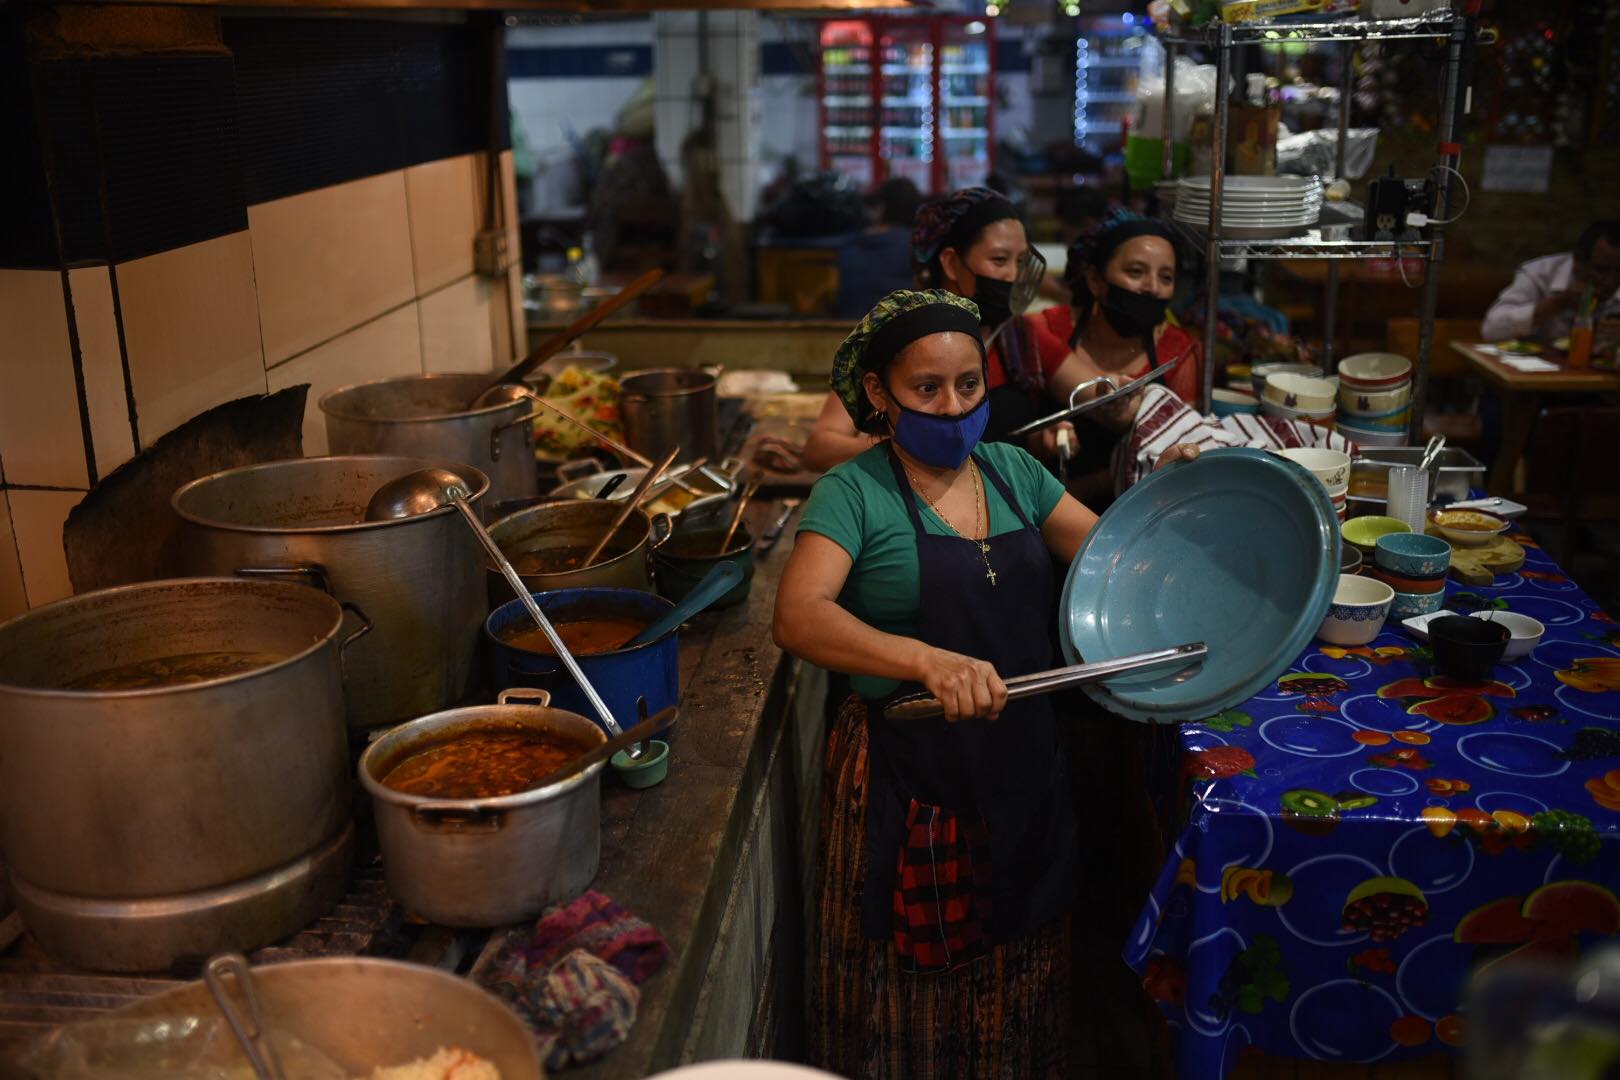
586, 445, 680, 567
717, 475, 762, 554
204, 953, 284, 1080
1009, 355, 1187, 438
624, 561, 744, 648
883, 642, 1208, 722
466, 267, 664, 409
365, 468, 627, 740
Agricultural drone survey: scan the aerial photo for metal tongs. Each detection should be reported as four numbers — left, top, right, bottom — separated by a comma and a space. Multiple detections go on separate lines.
1008, 354, 1185, 438
883, 642, 1207, 722
205, 953, 284, 1079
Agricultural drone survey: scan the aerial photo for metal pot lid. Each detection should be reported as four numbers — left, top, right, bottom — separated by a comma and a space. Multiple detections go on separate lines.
317, 372, 531, 423
1058, 447, 1339, 724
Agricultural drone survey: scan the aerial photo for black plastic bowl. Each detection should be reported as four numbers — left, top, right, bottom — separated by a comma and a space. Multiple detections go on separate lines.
1429, 615, 1509, 680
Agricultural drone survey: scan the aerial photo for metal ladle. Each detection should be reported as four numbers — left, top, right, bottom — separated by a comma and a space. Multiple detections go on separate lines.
365, 467, 630, 747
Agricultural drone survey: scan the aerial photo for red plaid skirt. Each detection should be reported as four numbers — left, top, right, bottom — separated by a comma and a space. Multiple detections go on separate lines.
890, 800, 994, 974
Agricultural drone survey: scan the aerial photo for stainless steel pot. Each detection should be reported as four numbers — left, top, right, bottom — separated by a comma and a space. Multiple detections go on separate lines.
619, 367, 719, 464
549, 456, 741, 521
319, 372, 540, 507
173, 455, 489, 730
359, 688, 605, 927
0, 578, 359, 971
485, 498, 669, 602
46, 957, 543, 1078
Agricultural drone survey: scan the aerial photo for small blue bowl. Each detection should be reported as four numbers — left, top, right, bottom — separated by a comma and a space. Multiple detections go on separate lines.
1375, 532, 1452, 577
1391, 589, 1446, 620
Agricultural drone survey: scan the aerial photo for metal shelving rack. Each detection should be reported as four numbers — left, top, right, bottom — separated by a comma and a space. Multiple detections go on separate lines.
1158, 10, 1471, 442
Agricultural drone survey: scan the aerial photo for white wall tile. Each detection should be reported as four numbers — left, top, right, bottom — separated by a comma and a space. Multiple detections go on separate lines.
419, 276, 495, 374
117, 231, 268, 445
405, 154, 480, 296
9, 488, 84, 607
0, 270, 88, 489
65, 267, 137, 478
0, 491, 26, 620
266, 305, 423, 456
248, 171, 416, 366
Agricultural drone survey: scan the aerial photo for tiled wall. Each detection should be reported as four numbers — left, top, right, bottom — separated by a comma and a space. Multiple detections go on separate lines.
0, 150, 522, 619
654, 11, 761, 225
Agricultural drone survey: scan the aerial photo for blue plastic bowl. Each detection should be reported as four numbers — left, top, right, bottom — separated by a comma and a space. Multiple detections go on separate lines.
486, 587, 679, 737
1059, 447, 1340, 723
1374, 532, 1452, 577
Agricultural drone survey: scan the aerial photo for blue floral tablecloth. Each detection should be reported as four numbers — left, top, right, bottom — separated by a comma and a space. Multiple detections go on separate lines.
1126, 534, 1620, 1077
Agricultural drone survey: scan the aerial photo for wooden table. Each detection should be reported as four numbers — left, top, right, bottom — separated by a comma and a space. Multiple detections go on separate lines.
1450, 340, 1620, 493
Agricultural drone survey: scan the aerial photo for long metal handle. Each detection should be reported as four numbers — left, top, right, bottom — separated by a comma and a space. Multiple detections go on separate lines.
204, 953, 283, 1080
882, 642, 1207, 722
447, 493, 623, 736
588, 445, 680, 566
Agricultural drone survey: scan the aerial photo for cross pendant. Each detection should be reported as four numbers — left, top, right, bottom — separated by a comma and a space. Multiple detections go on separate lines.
986, 566, 997, 586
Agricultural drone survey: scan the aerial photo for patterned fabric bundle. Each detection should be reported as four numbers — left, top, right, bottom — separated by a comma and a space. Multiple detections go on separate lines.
811, 694, 1073, 1079
1114, 383, 1358, 493
829, 289, 982, 429
483, 890, 670, 1071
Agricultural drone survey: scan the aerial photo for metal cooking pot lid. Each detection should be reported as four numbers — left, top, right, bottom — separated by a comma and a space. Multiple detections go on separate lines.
1058, 447, 1339, 724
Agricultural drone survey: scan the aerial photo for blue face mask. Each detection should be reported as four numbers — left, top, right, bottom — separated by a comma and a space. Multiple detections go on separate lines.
887, 395, 990, 470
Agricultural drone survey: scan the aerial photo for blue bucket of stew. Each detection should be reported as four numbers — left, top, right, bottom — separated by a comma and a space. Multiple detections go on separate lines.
485, 587, 679, 737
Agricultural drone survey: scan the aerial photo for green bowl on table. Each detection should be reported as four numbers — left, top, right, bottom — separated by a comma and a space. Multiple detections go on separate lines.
1342, 515, 1410, 557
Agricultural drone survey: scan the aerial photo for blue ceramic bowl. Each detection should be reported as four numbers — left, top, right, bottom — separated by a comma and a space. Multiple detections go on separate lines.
1375, 532, 1452, 577
1060, 447, 1339, 723
1390, 588, 1446, 620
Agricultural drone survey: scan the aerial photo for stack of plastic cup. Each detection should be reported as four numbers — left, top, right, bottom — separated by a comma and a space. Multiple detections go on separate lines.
1386, 465, 1430, 535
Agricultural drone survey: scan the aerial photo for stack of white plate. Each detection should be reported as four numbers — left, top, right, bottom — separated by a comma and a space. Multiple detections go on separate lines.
1174, 175, 1324, 239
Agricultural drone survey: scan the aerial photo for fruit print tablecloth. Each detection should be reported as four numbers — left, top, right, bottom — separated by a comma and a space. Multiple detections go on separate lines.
1126, 534, 1620, 1078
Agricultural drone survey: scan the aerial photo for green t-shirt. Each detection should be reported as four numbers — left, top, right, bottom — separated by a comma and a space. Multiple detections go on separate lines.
796, 441, 1067, 699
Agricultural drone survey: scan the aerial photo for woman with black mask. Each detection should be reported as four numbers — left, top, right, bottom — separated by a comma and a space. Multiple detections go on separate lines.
1039, 211, 1205, 505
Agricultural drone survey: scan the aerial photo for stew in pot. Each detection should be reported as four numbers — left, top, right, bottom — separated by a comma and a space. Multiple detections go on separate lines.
381, 728, 596, 799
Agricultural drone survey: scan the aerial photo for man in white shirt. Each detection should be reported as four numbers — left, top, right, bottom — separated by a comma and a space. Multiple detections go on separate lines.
1481, 220, 1620, 342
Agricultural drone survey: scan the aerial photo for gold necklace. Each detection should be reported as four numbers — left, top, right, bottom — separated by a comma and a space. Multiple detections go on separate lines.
903, 460, 997, 586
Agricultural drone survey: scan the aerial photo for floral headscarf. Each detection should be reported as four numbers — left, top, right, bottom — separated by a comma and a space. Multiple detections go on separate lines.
829, 289, 983, 430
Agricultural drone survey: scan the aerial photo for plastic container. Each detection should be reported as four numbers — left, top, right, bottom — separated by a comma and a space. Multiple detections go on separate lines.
1385, 465, 1430, 535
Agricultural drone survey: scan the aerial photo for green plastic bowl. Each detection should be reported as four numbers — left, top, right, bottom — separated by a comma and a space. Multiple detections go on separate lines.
1341, 515, 1410, 556
611, 739, 670, 789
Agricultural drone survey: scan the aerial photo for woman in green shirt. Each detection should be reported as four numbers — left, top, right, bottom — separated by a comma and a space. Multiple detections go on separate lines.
774, 289, 1194, 1077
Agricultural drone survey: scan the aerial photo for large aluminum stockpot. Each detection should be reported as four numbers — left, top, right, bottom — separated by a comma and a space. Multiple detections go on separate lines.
319, 372, 540, 506
0, 578, 359, 971
485, 498, 668, 602
24, 958, 542, 1079
359, 689, 606, 927
173, 455, 488, 730
619, 367, 719, 464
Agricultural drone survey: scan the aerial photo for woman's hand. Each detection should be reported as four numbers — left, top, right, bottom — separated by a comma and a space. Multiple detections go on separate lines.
1026, 420, 1077, 461
1091, 388, 1145, 432
915, 647, 1008, 722
1153, 443, 1201, 470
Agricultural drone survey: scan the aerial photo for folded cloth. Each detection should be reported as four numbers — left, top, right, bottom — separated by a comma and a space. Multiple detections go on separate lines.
483, 890, 671, 1070
1114, 384, 1357, 494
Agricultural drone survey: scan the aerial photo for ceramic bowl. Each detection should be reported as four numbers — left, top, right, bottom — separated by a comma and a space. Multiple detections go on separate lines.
1337, 403, 1412, 431
1428, 508, 1510, 547
1262, 399, 1336, 426
1391, 589, 1446, 620
1316, 574, 1395, 646
1338, 382, 1412, 416
1375, 532, 1452, 577
1342, 515, 1411, 555
1429, 615, 1509, 680
611, 739, 670, 789
1478, 611, 1544, 659
1265, 373, 1338, 414
1251, 362, 1331, 399
1371, 565, 1446, 595
1278, 447, 1351, 490
1335, 422, 1409, 448
1212, 388, 1261, 417
1338, 351, 1412, 390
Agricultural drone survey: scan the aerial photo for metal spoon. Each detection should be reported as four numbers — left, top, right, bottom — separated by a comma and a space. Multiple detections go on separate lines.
365, 467, 627, 741
717, 475, 762, 554
204, 953, 283, 1080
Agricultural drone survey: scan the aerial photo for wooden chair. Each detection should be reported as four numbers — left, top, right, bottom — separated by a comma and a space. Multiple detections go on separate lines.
1521, 406, 1620, 568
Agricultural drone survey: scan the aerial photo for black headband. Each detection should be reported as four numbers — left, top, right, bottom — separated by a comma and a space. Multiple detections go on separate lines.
865, 303, 986, 376
1067, 219, 1179, 282
942, 195, 1020, 258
